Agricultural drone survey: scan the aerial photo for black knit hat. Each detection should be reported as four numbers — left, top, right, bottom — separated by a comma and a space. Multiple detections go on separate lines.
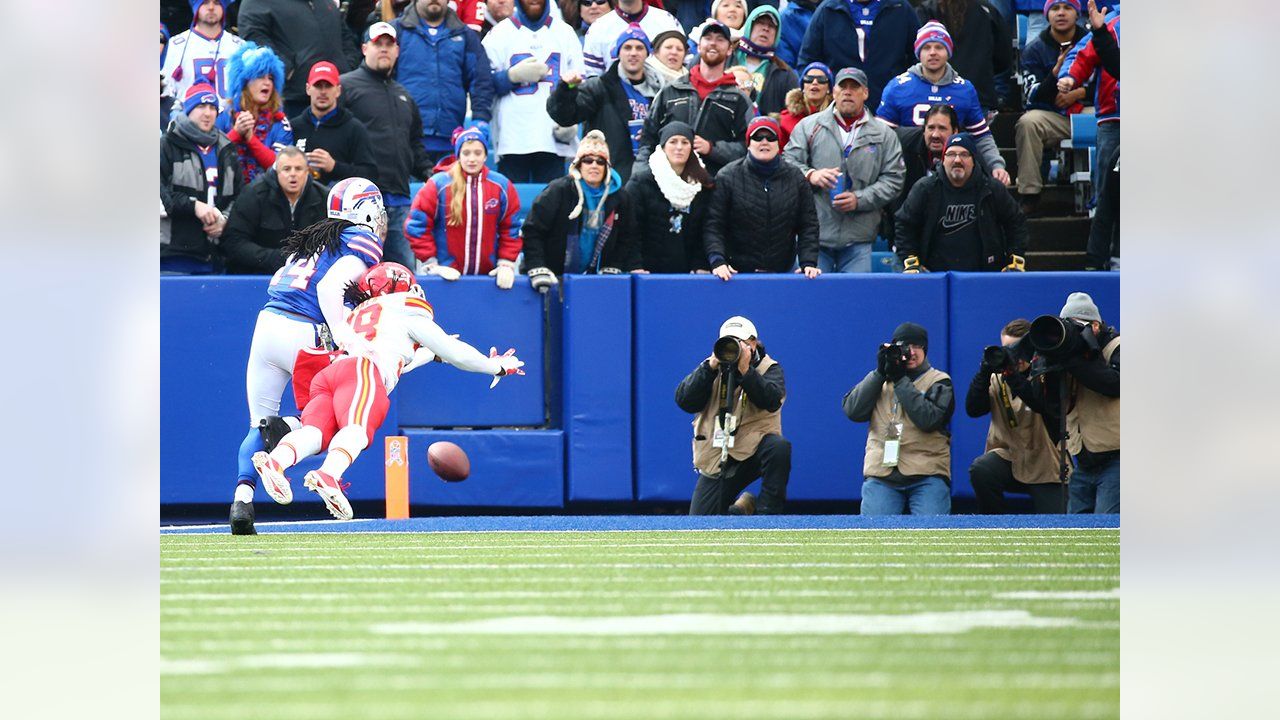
892, 322, 929, 353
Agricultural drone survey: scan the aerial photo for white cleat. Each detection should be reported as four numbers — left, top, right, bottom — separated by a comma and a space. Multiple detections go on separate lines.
304, 470, 353, 521
252, 451, 293, 505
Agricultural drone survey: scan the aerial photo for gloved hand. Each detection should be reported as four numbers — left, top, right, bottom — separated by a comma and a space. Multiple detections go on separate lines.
507, 57, 549, 84
489, 259, 517, 290
1002, 254, 1026, 272
528, 266, 559, 294
876, 344, 893, 377
553, 124, 578, 144
599, 266, 622, 274
979, 347, 1006, 376
488, 346, 526, 389
420, 257, 461, 281
902, 255, 925, 274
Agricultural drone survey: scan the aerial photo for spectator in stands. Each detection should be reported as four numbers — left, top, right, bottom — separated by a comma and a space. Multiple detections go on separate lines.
727, 6, 798, 116
161, 83, 243, 274
625, 121, 715, 272
844, 322, 954, 515
216, 43, 294, 185
1016, 0, 1049, 45
726, 65, 760, 106
778, 62, 832, 147
676, 315, 790, 516
220, 146, 327, 274
287, 62, 378, 188
646, 29, 691, 85
162, 1, 244, 113
1060, 0, 1118, 270
663, 0, 708, 35
482, 0, 516, 36
917, 0, 1014, 113
405, 127, 524, 287
689, 0, 748, 44
636, 22, 753, 177
522, 130, 641, 291
1050, 291, 1120, 513
392, 0, 496, 166
877, 22, 1011, 184
797, 0, 920, 113
548, 25, 663, 182
341, 22, 436, 267
484, 0, 585, 183
884, 103, 958, 244
161, 24, 177, 131
574, 0, 616, 43
238, 0, 360, 117
1015, 0, 1088, 216
966, 318, 1067, 513
895, 133, 1026, 272
784, 67, 904, 273
776, 0, 818, 68
705, 117, 820, 279
583, 0, 681, 78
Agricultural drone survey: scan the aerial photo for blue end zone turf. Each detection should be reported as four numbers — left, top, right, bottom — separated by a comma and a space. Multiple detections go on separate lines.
161, 514, 1119, 534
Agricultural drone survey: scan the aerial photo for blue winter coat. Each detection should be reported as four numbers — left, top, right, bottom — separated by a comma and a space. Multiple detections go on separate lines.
777, 0, 817, 69
393, 7, 494, 153
797, 0, 920, 112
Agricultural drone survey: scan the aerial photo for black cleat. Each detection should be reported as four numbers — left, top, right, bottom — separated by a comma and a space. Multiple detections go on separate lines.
258, 416, 292, 452
230, 500, 257, 535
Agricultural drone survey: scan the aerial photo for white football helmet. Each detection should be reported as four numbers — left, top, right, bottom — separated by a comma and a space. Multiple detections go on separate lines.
327, 177, 387, 237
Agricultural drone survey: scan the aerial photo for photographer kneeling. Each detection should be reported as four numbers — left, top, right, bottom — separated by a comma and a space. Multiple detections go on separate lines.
843, 322, 955, 515
966, 319, 1067, 514
1030, 292, 1120, 514
675, 316, 790, 515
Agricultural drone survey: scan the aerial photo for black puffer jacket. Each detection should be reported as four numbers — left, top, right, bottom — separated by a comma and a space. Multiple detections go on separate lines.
546, 61, 657, 182
220, 169, 328, 274
635, 75, 754, 176
160, 127, 243, 265
521, 174, 641, 276
624, 163, 712, 273
339, 62, 435, 197
704, 156, 819, 272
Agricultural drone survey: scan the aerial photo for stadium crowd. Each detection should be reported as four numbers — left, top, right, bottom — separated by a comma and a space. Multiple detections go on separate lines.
161, 0, 1120, 277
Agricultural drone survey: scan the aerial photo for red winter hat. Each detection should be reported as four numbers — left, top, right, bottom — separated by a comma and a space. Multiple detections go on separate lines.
746, 116, 782, 143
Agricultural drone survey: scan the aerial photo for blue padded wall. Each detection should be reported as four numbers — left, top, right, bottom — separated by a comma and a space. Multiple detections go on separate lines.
394, 276, 546, 427
401, 429, 564, 507
562, 276, 634, 502
946, 272, 1120, 499
160, 277, 398, 505
632, 274, 950, 504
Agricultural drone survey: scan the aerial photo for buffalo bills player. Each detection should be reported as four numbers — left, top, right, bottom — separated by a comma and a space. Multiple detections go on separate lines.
252, 262, 526, 521
229, 177, 387, 534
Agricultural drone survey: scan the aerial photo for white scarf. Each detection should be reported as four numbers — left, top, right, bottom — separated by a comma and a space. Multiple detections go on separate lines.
648, 147, 704, 211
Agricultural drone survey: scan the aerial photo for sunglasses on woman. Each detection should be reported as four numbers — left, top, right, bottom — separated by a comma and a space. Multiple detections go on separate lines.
581, 0, 610, 6
802, 76, 830, 85
579, 156, 608, 166
749, 131, 778, 143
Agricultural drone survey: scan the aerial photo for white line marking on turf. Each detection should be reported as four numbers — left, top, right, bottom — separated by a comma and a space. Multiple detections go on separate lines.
161, 561, 1117, 572
160, 652, 419, 675
160, 573, 1118, 585
995, 589, 1121, 600
368, 611, 1078, 636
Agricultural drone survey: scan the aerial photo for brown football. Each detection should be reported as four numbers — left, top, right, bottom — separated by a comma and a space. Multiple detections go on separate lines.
427, 441, 470, 482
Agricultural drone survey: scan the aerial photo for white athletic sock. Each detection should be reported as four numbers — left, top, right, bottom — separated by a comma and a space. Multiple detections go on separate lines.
271, 426, 323, 468
234, 484, 254, 503
320, 425, 369, 478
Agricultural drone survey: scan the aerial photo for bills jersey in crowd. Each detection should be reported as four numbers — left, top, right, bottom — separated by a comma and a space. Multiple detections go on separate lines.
483, 10, 584, 159
265, 227, 384, 322
582, 7, 680, 78
162, 27, 244, 109
876, 66, 991, 138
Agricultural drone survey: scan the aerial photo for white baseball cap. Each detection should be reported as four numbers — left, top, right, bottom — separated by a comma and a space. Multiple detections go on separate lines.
718, 316, 757, 341
365, 22, 397, 42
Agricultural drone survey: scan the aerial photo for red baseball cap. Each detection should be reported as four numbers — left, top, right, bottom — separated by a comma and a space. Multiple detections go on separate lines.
308, 61, 340, 86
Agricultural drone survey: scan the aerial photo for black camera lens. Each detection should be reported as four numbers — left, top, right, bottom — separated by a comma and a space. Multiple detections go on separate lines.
983, 345, 1010, 370
714, 336, 741, 364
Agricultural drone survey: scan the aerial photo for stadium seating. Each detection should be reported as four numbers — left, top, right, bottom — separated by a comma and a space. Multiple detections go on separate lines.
1060, 112, 1099, 213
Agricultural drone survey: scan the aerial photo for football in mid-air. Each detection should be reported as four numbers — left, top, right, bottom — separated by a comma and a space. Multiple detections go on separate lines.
427, 441, 470, 482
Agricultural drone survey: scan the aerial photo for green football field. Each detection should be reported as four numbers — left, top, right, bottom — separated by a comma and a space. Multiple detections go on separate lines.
161, 528, 1119, 719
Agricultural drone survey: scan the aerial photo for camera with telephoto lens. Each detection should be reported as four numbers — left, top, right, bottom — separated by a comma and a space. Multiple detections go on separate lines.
983, 336, 1034, 373
881, 341, 912, 374
714, 335, 743, 366
1028, 315, 1100, 361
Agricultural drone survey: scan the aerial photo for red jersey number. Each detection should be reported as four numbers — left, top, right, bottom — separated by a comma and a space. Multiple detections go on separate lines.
350, 304, 383, 340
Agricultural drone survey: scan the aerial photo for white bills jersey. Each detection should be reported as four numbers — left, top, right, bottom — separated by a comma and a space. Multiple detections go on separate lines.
483, 15, 584, 159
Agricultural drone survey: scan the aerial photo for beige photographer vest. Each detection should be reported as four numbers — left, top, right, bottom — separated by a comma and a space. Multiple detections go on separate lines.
863, 367, 951, 479
985, 375, 1067, 485
692, 356, 783, 476
1067, 336, 1121, 455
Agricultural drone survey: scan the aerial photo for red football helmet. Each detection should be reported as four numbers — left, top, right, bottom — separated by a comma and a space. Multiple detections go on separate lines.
360, 262, 415, 298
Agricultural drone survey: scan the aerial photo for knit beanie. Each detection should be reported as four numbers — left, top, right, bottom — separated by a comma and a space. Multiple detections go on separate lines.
746, 115, 781, 143
1059, 292, 1102, 323
945, 132, 979, 159
568, 129, 613, 221
452, 126, 489, 157
1044, 0, 1082, 17
612, 23, 652, 59
659, 121, 695, 147
650, 29, 689, 56
183, 82, 219, 115
892, 322, 929, 353
800, 61, 833, 86
914, 21, 954, 59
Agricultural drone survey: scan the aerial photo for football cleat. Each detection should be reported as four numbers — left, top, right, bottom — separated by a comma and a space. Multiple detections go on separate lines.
252, 452, 293, 505
229, 500, 257, 535
304, 470, 353, 521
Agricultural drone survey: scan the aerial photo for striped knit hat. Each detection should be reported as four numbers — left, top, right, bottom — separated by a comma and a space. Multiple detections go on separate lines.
914, 21, 953, 59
